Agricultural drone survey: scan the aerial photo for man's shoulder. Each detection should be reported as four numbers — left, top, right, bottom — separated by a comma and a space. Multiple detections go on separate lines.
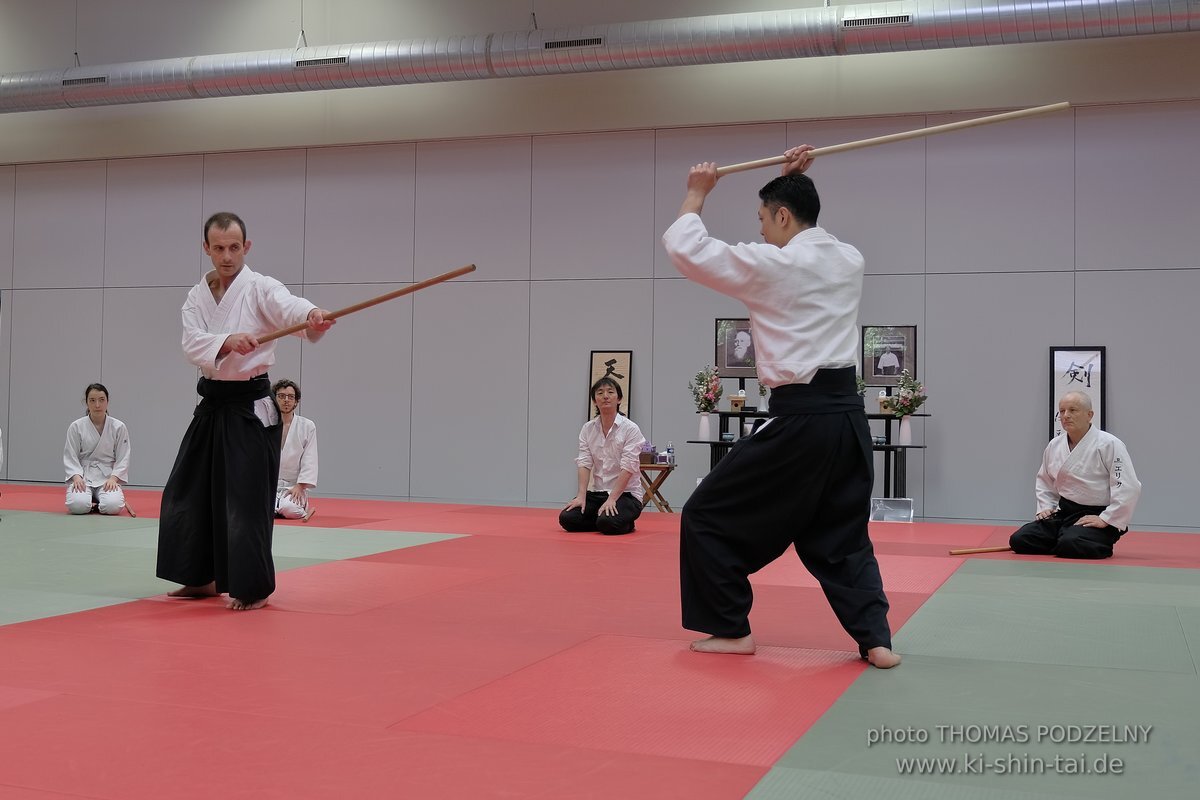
1091, 428, 1130, 450
615, 414, 644, 435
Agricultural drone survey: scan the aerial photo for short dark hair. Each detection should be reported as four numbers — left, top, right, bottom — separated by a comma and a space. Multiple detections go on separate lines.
272, 378, 301, 403
591, 376, 623, 401
758, 174, 820, 226
83, 382, 108, 402
204, 212, 247, 244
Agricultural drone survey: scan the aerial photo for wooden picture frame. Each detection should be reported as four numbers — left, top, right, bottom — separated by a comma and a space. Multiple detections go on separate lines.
862, 325, 917, 387
1049, 346, 1105, 439
588, 350, 633, 420
715, 318, 756, 379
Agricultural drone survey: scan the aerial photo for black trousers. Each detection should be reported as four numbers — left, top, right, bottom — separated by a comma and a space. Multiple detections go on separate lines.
156, 376, 282, 602
559, 490, 642, 535
1009, 498, 1123, 559
680, 369, 892, 650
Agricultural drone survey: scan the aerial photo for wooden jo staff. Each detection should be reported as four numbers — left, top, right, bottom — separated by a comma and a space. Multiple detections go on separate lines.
948, 545, 1012, 556
258, 264, 476, 344
715, 101, 1071, 177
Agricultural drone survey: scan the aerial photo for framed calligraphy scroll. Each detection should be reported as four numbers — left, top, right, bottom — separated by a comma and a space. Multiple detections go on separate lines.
588, 350, 633, 420
1049, 346, 1105, 439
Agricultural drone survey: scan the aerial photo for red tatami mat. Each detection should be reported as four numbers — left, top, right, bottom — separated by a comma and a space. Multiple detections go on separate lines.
396, 634, 866, 767
4, 482, 1200, 798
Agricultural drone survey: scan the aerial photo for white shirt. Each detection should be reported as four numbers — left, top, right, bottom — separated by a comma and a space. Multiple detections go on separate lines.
663, 213, 863, 386
1036, 425, 1142, 531
182, 265, 316, 381
575, 414, 646, 501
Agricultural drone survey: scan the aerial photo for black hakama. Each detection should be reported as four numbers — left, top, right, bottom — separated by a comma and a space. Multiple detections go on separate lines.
156, 376, 282, 602
1009, 497, 1122, 559
680, 367, 892, 650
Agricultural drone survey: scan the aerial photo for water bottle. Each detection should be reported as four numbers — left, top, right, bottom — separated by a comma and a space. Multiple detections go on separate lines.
666, 441, 675, 466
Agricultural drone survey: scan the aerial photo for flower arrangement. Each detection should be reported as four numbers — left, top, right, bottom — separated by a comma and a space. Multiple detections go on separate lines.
886, 369, 927, 417
689, 366, 723, 413
855, 376, 867, 397
758, 381, 768, 398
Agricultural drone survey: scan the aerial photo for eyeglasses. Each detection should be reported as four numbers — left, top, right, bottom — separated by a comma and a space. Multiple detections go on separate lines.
275, 394, 297, 401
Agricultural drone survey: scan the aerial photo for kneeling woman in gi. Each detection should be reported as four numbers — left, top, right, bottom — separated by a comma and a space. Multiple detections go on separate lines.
64, 383, 131, 515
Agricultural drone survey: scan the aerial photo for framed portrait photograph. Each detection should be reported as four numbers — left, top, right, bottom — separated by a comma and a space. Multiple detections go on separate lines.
861, 325, 917, 387
588, 350, 633, 420
715, 318, 756, 379
1049, 346, 1105, 440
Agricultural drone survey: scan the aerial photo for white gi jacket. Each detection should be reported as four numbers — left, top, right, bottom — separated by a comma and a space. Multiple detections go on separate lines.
182, 266, 316, 381
182, 265, 316, 425
663, 213, 863, 386
279, 414, 318, 489
64, 415, 131, 487
1036, 426, 1141, 531
576, 414, 646, 502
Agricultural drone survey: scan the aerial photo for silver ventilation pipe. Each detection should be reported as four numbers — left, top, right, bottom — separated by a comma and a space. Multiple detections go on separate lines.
2, 1, 1197, 113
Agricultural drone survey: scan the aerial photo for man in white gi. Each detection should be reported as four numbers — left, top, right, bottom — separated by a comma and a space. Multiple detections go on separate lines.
64, 383, 131, 515
1009, 391, 1141, 559
662, 146, 900, 668
559, 376, 646, 535
156, 212, 334, 611
272, 378, 318, 521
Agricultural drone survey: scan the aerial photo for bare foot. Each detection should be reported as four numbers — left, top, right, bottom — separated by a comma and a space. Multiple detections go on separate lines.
227, 597, 269, 611
867, 646, 902, 669
167, 582, 218, 599
690, 634, 756, 654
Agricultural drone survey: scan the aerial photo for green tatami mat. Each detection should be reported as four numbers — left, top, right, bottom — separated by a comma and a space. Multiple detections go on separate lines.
751, 557, 1200, 799
892, 560, 1200, 673
0, 510, 460, 625
768, 654, 1200, 799
748, 765, 1080, 800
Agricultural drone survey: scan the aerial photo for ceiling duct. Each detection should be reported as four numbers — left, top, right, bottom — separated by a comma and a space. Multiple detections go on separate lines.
1, 1, 1197, 113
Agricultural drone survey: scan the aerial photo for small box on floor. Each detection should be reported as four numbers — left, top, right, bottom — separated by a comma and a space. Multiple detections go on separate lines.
870, 497, 913, 522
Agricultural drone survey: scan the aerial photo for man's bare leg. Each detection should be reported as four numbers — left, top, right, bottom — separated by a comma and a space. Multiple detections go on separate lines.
690, 634, 756, 654
167, 581, 218, 599
866, 646, 902, 669
227, 597, 269, 611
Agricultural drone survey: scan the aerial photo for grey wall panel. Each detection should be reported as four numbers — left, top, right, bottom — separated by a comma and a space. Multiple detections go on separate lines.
13, 161, 107, 289
8, 288, 104, 482
860, 273, 928, 509
651, 277, 752, 508
410, 281, 529, 501
1076, 269, 1198, 529
924, 272, 1075, 521
296, 282, 412, 498
104, 156, 204, 288
0, 285, 10, 478
1076, 101, 1200, 272
531, 130, 657, 280
0, 166, 13, 289
926, 109, 1074, 274
0, 167, 11, 472
526, 279, 654, 504
304, 143, 417, 285
793, 116, 927, 276
270, 283, 306, 398
416, 138, 531, 283
99, 287, 198, 487
652, 123, 787, 278
201, 150, 307, 285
